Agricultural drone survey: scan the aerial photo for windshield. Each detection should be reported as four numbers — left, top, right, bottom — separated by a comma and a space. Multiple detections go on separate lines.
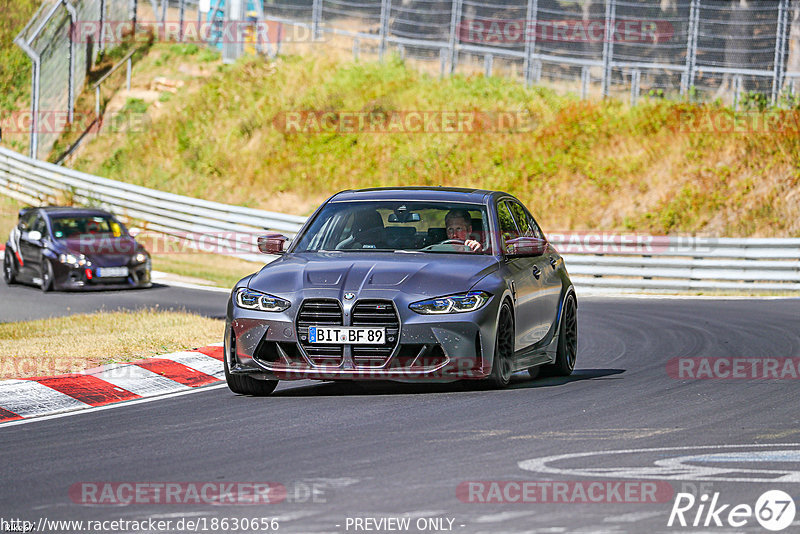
50, 215, 127, 240
292, 201, 493, 254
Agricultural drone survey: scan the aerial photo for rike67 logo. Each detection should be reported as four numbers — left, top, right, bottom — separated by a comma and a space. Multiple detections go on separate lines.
668, 490, 796, 531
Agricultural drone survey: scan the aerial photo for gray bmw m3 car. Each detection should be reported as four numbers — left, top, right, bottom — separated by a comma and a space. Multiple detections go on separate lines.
224, 187, 577, 395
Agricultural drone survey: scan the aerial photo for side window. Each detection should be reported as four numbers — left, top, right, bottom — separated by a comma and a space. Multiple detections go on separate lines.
18, 211, 36, 231
497, 201, 518, 254
31, 216, 47, 236
513, 202, 545, 240
507, 202, 533, 237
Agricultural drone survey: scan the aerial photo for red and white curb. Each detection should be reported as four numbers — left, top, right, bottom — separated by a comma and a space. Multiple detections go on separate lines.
0, 344, 225, 423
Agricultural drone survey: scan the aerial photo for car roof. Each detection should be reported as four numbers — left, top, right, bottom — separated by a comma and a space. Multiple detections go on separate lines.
23, 206, 115, 219
330, 187, 501, 204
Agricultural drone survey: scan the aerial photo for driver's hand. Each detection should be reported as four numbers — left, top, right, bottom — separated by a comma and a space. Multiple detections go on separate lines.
464, 239, 482, 252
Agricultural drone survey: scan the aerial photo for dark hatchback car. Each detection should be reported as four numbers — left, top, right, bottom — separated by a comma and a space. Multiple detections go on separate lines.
3, 206, 151, 291
225, 188, 577, 396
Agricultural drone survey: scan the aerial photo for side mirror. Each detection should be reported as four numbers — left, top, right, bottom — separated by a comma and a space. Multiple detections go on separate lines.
505, 236, 547, 257
257, 233, 288, 255
27, 230, 42, 241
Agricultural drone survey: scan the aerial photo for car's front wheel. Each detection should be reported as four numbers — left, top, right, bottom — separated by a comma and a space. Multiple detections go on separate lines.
40, 260, 54, 292
224, 351, 279, 396
542, 293, 577, 376
487, 301, 514, 388
3, 251, 17, 285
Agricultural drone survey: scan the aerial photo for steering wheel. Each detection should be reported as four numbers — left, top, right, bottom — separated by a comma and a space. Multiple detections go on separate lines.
440, 239, 465, 245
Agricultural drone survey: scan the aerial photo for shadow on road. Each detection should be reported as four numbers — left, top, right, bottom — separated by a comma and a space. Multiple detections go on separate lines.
268, 368, 626, 397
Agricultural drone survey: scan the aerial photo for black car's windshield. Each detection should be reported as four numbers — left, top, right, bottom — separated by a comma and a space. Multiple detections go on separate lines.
49, 215, 127, 240
292, 201, 493, 254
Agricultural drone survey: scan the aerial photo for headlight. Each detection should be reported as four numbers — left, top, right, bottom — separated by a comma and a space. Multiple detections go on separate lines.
409, 291, 491, 314
134, 252, 147, 263
59, 253, 87, 267
235, 288, 291, 312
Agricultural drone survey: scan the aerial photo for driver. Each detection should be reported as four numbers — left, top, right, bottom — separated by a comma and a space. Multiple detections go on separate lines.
444, 209, 482, 252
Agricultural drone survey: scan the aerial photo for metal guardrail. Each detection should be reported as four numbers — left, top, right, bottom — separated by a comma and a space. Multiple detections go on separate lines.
0, 146, 798, 292
0, 146, 306, 262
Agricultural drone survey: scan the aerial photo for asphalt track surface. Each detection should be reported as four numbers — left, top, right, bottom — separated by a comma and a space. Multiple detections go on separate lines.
1, 297, 800, 533
0, 279, 229, 322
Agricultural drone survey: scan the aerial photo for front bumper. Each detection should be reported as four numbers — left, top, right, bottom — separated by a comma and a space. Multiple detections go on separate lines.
53, 261, 151, 290
226, 300, 498, 382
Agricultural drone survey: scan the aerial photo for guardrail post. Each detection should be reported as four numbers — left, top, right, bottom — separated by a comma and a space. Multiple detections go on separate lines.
682, 0, 699, 97
484, 54, 493, 77
630, 69, 640, 106
581, 65, 590, 99
311, 0, 322, 41
733, 74, 742, 110
378, 0, 390, 61
439, 47, 447, 78
398, 43, 405, 59
601, 0, 616, 97
447, 0, 463, 73
523, 0, 538, 87
95, 86, 101, 118
353, 37, 359, 61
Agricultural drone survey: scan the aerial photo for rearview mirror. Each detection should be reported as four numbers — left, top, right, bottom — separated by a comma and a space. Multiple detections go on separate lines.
27, 230, 42, 241
505, 236, 547, 257
388, 212, 421, 223
257, 233, 288, 255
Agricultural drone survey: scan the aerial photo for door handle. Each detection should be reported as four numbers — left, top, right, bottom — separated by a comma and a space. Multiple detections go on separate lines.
532, 266, 541, 279
549, 256, 557, 269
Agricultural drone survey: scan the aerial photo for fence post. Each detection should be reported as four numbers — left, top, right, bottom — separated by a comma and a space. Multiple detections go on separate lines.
131, 0, 138, 29
161, 0, 167, 24
448, 0, 463, 73
484, 54, 493, 77
179, 0, 186, 41
682, 0, 699, 97
15, 38, 40, 159
312, 0, 322, 41
733, 74, 742, 110
378, 0, 390, 61
65, 1, 77, 125
771, 0, 789, 105
581, 65, 590, 99
126, 56, 132, 90
523, 0, 538, 87
601, 0, 616, 98
95, 86, 101, 119
630, 69, 640, 106
353, 37, 359, 61
99, 0, 106, 53
440, 47, 447, 78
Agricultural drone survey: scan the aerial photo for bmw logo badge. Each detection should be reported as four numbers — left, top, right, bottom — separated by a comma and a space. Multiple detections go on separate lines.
344, 292, 355, 300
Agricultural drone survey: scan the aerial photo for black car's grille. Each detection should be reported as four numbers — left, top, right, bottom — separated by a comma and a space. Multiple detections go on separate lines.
297, 299, 343, 366
351, 300, 400, 367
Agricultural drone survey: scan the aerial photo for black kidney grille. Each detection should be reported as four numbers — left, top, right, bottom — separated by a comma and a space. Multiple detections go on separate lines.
351, 300, 400, 367
297, 299, 344, 365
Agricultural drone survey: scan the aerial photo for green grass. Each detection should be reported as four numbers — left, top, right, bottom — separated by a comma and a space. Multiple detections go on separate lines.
68, 52, 800, 237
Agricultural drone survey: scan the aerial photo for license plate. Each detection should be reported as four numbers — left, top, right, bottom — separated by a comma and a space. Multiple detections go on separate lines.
309, 326, 385, 344
96, 267, 129, 278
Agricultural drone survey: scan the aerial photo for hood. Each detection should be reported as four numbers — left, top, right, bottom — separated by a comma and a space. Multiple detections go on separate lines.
249, 252, 498, 298
62, 236, 141, 267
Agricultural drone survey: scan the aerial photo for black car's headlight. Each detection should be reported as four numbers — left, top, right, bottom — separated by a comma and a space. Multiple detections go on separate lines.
59, 253, 87, 267
409, 291, 491, 314
235, 288, 291, 312
134, 252, 148, 263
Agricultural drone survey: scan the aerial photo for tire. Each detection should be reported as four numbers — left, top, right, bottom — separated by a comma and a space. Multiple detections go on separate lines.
224, 348, 279, 396
487, 301, 514, 388
40, 260, 54, 293
3, 251, 16, 285
542, 293, 577, 377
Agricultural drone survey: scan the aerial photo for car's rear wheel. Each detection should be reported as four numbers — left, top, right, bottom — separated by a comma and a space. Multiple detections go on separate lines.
488, 301, 514, 388
224, 349, 279, 396
3, 251, 16, 285
542, 293, 577, 376
40, 260, 54, 292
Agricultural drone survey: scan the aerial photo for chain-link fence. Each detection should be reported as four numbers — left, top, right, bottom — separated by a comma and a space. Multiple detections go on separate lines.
13, 0, 800, 159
